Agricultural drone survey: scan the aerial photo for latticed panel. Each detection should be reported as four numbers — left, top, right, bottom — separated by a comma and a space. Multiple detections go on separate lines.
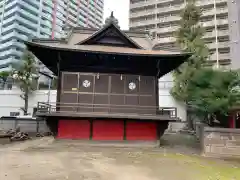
60, 72, 79, 112
109, 95, 125, 113
125, 75, 139, 95
110, 74, 124, 94
125, 95, 139, 114
139, 96, 156, 115
93, 94, 109, 113
94, 74, 109, 93
62, 73, 78, 92
139, 76, 155, 95
79, 75, 94, 93
60, 93, 78, 112
78, 94, 94, 112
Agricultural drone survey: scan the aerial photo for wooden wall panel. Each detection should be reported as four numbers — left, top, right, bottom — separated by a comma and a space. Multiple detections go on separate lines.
60, 72, 157, 115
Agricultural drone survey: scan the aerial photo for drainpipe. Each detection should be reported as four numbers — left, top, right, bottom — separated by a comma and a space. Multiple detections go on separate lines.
214, 0, 219, 69
47, 77, 52, 104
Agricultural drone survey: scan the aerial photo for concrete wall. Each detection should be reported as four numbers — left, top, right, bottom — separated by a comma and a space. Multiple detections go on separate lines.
0, 118, 49, 133
202, 127, 240, 158
159, 73, 187, 131
0, 90, 57, 117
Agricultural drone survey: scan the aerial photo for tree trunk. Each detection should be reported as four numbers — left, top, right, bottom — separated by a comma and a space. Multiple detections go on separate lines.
24, 91, 29, 115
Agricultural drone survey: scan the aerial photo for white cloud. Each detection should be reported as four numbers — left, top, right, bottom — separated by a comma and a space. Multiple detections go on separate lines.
103, 0, 129, 30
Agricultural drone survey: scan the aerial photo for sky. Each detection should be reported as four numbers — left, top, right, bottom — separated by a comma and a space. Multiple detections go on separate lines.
103, 0, 129, 30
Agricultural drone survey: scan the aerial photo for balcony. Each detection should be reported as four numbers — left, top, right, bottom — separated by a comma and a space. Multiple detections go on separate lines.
41, 13, 53, 22
207, 41, 229, 49
130, 19, 157, 28
200, 19, 228, 27
204, 30, 229, 38
42, 5, 52, 14
67, 13, 78, 24
157, 37, 176, 43
130, 0, 157, 9
210, 53, 230, 60
196, 0, 227, 6
18, 0, 39, 15
0, 49, 22, 59
40, 27, 51, 36
156, 26, 179, 34
130, 0, 184, 9
44, 0, 54, 8
18, 9, 39, 23
0, 31, 18, 42
15, 16, 38, 31
158, 4, 184, 14
0, 57, 14, 66
69, 1, 78, 12
130, 9, 157, 18
2, 6, 18, 18
1, 23, 17, 35
130, 0, 227, 17
202, 8, 228, 17
158, 16, 181, 23
36, 102, 179, 121
0, 41, 25, 51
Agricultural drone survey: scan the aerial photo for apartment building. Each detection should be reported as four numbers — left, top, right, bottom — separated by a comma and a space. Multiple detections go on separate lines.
228, 0, 240, 70
0, 0, 104, 71
129, 0, 232, 69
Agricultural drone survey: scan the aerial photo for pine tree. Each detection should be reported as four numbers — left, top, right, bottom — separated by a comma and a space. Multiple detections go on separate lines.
171, 0, 209, 101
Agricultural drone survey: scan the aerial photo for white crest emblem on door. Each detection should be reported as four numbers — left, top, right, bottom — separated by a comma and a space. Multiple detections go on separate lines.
129, 82, 136, 90
83, 80, 91, 88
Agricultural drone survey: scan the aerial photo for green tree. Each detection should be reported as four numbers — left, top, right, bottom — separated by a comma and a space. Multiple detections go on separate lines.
171, 0, 209, 101
187, 68, 240, 127
12, 50, 39, 115
0, 71, 10, 89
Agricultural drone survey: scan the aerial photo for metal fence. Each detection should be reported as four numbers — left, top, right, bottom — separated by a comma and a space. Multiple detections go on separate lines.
0, 117, 49, 133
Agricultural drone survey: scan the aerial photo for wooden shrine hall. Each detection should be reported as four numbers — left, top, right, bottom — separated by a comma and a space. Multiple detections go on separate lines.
26, 13, 190, 141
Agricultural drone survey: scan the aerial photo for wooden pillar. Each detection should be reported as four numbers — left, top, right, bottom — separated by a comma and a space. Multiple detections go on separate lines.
56, 52, 62, 112
123, 120, 127, 140
157, 121, 161, 147
90, 119, 93, 140
229, 112, 235, 128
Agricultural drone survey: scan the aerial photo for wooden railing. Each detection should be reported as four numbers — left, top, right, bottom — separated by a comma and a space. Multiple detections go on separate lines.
37, 102, 177, 118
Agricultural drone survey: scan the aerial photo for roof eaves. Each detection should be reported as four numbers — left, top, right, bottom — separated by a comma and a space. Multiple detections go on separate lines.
77, 23, 143, 49
26, 41, 191, 58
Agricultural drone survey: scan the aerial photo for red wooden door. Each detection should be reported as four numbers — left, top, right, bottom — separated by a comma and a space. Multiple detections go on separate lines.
58, 120, 90, 139
126, 121, 157, 140
92, 120, 124, 140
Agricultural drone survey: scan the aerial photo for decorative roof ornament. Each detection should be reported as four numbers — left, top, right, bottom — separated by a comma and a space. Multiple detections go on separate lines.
104, 11, 120, 28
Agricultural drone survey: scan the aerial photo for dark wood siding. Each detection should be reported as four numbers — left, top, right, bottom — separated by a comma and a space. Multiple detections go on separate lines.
60, 73, 79, 112
60, 72, 157, 115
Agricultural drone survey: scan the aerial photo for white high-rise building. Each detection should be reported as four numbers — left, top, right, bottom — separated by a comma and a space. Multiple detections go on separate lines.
129, 0, 230, 69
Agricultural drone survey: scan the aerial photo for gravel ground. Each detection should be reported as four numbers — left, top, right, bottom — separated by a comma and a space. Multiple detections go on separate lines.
0, 136, 240, 180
